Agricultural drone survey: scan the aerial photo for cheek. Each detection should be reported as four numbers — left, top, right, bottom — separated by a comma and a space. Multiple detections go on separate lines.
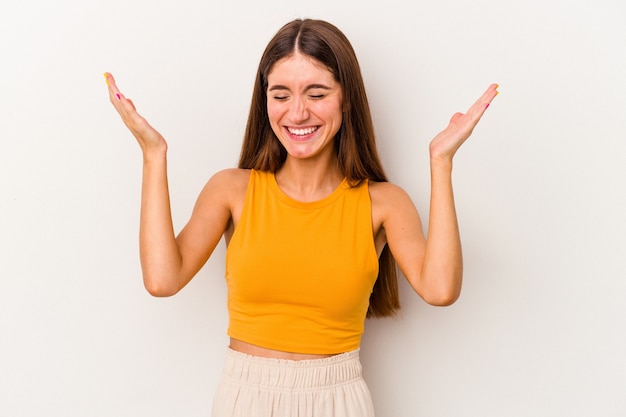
266, 104, 282, 125
317, 101, 342, 120
266, 107, 283, 137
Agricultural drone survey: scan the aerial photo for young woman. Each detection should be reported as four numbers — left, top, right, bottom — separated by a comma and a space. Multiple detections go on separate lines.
105, 18, 498, 417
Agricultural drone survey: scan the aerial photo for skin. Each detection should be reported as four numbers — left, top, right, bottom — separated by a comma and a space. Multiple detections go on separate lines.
104, 53, 498, 360
267, 54, 345, 200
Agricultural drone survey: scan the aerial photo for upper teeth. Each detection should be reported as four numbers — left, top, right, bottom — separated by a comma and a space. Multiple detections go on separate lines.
288, 127, 317, 136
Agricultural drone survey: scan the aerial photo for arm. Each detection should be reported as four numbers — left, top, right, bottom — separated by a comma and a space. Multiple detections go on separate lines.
104, 73, 232, 296
381, 84, 499, 306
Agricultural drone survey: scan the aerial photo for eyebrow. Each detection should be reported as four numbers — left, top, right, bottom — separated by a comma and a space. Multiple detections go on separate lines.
268, 83, 332, 92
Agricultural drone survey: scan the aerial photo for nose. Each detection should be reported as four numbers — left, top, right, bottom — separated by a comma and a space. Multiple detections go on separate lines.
288, 95, 309, 123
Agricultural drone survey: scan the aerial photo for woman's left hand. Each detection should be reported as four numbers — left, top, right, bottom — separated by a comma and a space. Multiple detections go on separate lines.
429, 83, 499, 162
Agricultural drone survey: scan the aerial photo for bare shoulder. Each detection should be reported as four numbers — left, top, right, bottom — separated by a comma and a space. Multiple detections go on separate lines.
368, 181, 421, 250
192, 168, 250, 211
369, 180, 415, 211
368, 180, 418, 231
208, 168, 251, 189
199, 168, 250, 199
205, 168, 250, 220
177, 170, 251, 265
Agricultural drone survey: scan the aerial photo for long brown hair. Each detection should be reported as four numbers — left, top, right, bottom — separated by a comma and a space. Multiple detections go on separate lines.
238, 19, 399, 317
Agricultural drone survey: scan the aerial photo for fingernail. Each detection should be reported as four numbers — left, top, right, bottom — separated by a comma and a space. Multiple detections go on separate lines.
116, 93, 121, 100
103, 73, 109, 86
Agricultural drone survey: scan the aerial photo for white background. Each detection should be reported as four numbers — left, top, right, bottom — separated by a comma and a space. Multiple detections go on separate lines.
2, 0, 625, 416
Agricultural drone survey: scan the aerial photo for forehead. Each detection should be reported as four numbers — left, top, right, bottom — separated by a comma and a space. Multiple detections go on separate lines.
267, 53, 335, 85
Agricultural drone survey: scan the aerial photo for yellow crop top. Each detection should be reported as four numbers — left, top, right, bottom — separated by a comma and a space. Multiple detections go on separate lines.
225, 170, 379, 354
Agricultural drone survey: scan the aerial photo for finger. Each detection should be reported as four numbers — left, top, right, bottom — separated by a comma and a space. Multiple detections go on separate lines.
449, 112, 464, 125
104, 72, 120, 103
104, 72, 127, 103
125, 97, 137, 111
103, 72, 121, 91
104, 72, 139, 117
477, 83, 499, 110
466, 83, 499, 122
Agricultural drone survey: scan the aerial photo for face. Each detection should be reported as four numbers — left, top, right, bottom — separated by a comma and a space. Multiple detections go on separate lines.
266, 53, 343, 161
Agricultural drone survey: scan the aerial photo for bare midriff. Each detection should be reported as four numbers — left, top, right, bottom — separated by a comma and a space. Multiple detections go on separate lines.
229, 338, 337, 360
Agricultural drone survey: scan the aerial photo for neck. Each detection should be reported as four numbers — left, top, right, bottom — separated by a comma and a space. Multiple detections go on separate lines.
275, 155, 343, 202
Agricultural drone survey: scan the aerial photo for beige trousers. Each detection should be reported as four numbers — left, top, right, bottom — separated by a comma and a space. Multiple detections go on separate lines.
211, 348, 375, 417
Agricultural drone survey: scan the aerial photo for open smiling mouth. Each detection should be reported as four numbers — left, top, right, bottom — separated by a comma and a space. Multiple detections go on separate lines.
287, 126, 319, 136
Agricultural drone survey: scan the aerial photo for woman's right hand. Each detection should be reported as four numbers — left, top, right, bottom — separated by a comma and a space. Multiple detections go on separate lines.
104, 72, 167, 155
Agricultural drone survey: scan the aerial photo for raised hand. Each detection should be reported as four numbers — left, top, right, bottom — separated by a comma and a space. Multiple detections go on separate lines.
429, 83, 499, 162
104, 72, 167, 155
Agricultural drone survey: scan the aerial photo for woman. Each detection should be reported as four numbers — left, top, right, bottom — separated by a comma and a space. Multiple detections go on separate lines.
105, 18, 497, 417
